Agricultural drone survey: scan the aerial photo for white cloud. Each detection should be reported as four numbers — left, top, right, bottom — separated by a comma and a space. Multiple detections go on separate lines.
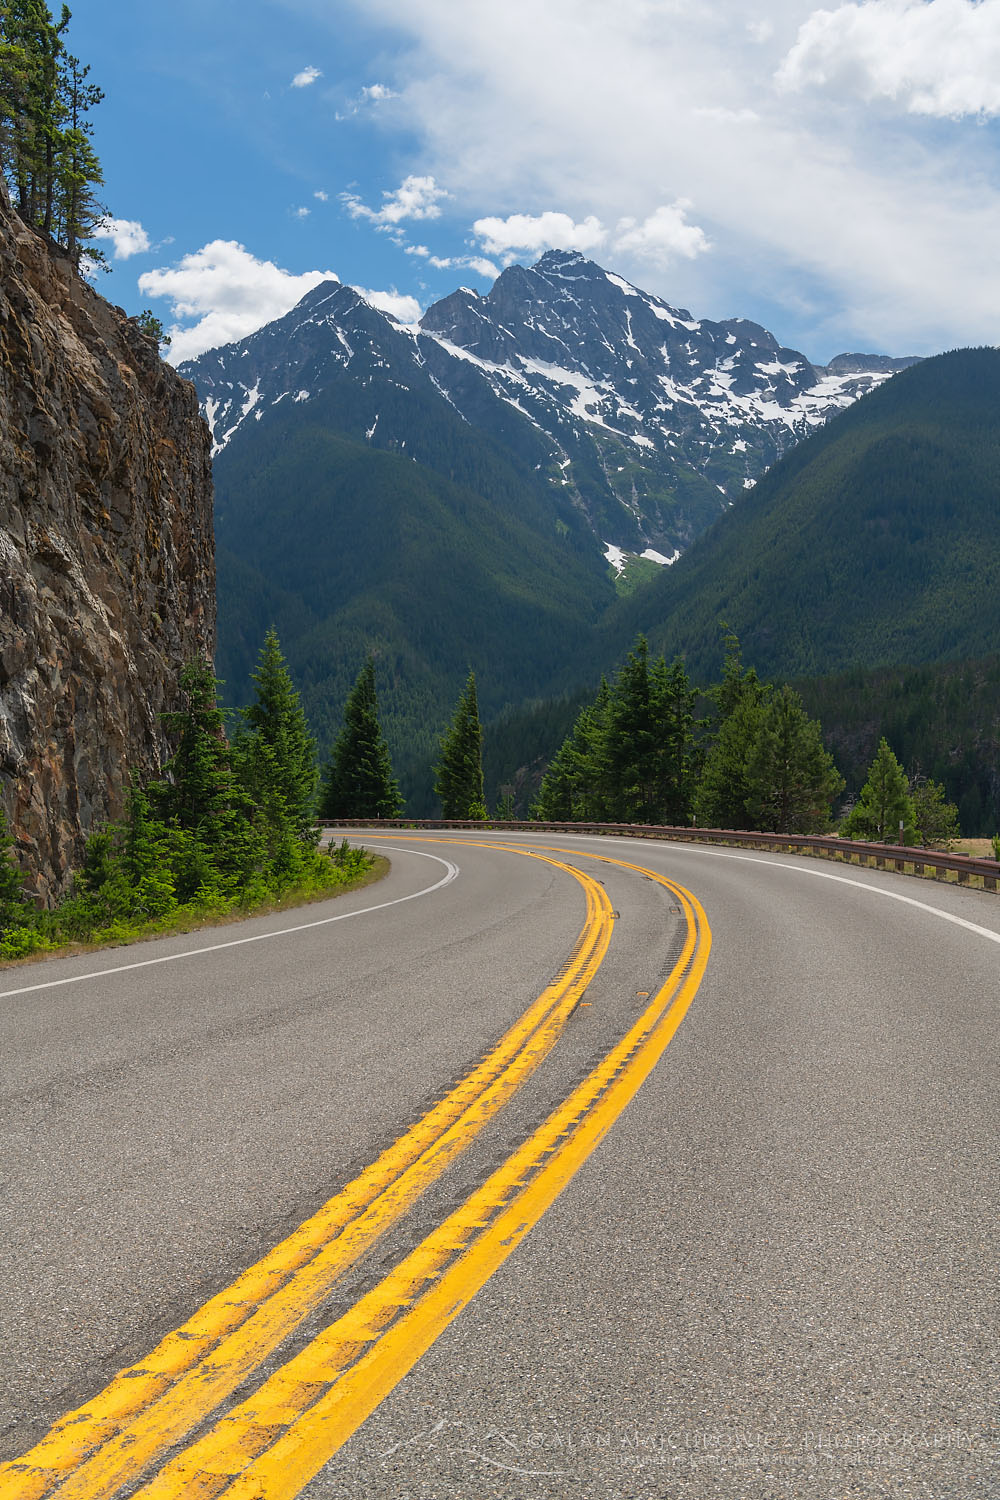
92, 217, 151, 259
470, 204, 709, 270
292, 206, 311, 219
613, 201, 711, 265
361, 83, 398, 103
292, 65, 322, 88
472, 211, 606, 260
777, 0, 1000, 117
342, 174, 449, 224
322, 0, 1000, 353
428, 252, 501, 278
138, 241, 337, 363
314, 189, 329, 201
353, 286, 423, 323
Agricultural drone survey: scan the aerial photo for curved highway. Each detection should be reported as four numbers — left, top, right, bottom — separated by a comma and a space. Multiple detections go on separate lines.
0, 831, 996, 1499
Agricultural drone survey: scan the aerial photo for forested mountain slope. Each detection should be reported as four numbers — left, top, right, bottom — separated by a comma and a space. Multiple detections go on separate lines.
616, 348, 1000, 681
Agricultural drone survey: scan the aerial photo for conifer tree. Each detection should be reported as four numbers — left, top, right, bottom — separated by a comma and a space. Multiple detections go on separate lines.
0, 2, 104, 264
321, 655, 402, 819
841, 738, 915, 843
743, 686, 844, 833
0, 806, 28, 933
239, 627, 318, 839
153, 658, 263, 897
534, 679, 611, 821
435, 671, 486, 818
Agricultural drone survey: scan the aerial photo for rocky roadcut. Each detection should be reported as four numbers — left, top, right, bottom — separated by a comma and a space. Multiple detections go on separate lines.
0, 187, 214, 902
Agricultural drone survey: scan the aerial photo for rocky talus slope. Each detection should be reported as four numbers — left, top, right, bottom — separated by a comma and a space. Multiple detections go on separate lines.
0, 188, 214, 901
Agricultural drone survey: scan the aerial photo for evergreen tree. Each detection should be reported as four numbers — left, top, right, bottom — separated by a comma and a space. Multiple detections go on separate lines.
602, 637, 662, 823
533, 679, 611, 821
651, 655, 698, 826
695, 677, 769, 829
743, 686, 844, 833
908, 774, 960, 849
0, 806, 29, 933
0, 1, 104, 264
153, 658, 264, 897
435, 671, 486, 818
321, 655, 402, 819
841, 738, 915, 843
239, 626, 318, 839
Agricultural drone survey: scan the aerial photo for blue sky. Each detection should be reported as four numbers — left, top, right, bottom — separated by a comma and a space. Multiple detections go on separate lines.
68, 0, 1000, 365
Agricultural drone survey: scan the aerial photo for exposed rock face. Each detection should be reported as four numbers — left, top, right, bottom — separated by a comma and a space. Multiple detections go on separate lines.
0, 190, 214, 902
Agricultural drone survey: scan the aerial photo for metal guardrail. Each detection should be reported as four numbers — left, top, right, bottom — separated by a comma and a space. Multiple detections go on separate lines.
321, 820, 1000, 893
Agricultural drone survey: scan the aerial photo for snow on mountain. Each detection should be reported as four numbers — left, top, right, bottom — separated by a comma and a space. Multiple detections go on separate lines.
181, 250, 918, 561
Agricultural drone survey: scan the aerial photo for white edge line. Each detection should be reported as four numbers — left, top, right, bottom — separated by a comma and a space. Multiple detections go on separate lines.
563, 833, 1000, 949
0, 847, 460, 1001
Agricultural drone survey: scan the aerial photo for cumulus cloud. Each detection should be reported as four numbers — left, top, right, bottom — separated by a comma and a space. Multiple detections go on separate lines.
427, 252, 501, 278
470, 203, 709, 269
326, 0, 1000, 353
777, 0, 1000, 116
314, 189, 329, 201
138, 241, 338, 363
614, 202, 711, 264
92, 217, 151, 259
472, 211, 606, 259
342, 174, 449, 224
336, 81, 400, 119
291, 65, 322, 88
292, 206, 311, 219
353, 286, 423, 323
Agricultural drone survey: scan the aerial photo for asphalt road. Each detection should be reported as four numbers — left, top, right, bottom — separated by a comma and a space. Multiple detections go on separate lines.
0, 831, 996, 1500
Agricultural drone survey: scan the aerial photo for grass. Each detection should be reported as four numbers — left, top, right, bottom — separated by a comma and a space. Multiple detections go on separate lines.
0, 851, 390, 970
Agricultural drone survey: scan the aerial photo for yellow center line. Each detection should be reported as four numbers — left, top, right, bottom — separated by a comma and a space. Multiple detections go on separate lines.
129, 855, 710, 1500
0, 847, 613, 1500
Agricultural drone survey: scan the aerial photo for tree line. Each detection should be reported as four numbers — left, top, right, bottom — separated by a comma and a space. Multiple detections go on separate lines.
0, 629, 976, 959
0, 1, 105, 264
532, 633, 963, 845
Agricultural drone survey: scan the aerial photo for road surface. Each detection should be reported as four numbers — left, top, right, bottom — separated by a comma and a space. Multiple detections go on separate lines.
0, 831, 996, 1498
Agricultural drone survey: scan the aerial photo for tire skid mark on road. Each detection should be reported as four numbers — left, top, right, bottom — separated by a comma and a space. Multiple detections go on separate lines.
128, 853, 710, 1500
0, 849, 613, 1500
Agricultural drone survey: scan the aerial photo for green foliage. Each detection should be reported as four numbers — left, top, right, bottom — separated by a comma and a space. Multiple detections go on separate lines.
908, 776, 960, 850
534, 643, 698, 826
321, 655, 401, 819
134, 309, 170, 348
992, 834, 1000, 862
239, 627, 319, 839
743, 686, 844, 834
0, 643, 378, 963
435, 671, 485, 818
0, 1, 105, 263
614, 348, 1000, 686
841, 739, 915, 843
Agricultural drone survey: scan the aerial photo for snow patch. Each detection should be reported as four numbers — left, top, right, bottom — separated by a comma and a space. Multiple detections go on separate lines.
641, 547, 680, 566
604, 542, 627, 575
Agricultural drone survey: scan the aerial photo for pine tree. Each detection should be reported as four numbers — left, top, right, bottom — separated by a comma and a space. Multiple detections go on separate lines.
695, 678, 769, 829
153, 658, 264, 897
908, 774, 960, 849
239, 627, 318, 839
534, 679, 611, 821
321, 655, 402, 819
842, 738, 915, 843
744, 686, 844, 833
651, 655, 698, 826
0, 2, 104, 265
435, 671, 486, 819
0, 806, 28, 933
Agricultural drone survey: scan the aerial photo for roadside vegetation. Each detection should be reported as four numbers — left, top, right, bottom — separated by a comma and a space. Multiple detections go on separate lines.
0, 632, 381, 964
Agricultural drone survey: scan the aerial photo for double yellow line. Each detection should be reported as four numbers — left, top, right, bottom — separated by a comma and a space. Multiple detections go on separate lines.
3, 843, 710, 1500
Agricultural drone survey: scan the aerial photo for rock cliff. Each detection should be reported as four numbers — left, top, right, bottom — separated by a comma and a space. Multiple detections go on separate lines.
0, 188, 214, 902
